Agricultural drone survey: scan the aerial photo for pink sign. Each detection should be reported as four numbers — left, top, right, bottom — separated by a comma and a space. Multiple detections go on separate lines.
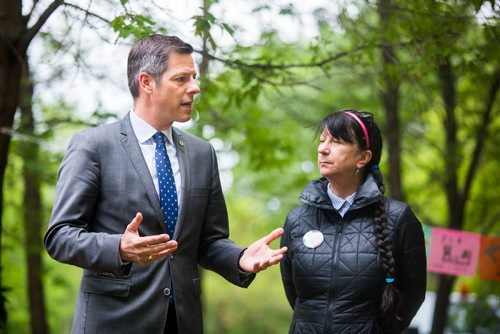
428, 227, 481, 277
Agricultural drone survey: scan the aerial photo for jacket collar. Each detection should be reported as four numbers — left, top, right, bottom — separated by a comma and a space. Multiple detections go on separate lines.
299, 174, 383, 210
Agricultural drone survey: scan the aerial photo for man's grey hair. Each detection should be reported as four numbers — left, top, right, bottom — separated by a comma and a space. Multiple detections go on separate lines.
127, 34, 194, 98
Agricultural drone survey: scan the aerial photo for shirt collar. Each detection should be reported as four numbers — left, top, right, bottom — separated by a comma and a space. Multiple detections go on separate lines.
327, 184, 356, 211
129, 110, 174, 146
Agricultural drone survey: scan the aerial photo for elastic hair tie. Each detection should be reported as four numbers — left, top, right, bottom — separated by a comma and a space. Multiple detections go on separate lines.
370, 165, 379, 171
385, 277, 395, 284
344, 112, 370, 148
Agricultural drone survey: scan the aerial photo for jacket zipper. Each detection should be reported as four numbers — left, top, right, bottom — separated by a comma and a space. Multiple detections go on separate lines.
323, 217, 344, 333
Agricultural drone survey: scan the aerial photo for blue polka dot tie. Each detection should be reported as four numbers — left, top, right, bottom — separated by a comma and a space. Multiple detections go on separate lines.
153, 132, 178, 240
153, 132, 178, 304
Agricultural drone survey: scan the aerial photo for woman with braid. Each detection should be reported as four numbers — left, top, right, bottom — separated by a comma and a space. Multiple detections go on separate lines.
280, 110, 426, 333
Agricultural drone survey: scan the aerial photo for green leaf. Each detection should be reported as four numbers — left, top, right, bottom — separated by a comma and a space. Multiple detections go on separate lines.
279, 3, 297, 16
470, 0, 485, 12
111, 13, 156, 40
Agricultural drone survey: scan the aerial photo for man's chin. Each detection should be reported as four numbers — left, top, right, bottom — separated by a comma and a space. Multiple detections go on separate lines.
178, 110, 195, 122
176, 116, 192, 123
173, 113, 194, 125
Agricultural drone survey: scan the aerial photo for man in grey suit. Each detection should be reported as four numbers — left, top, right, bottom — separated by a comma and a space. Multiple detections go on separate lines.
44, 34, 287, 334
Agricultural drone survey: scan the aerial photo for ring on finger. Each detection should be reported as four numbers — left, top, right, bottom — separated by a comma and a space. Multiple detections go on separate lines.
148, 255, 153, 261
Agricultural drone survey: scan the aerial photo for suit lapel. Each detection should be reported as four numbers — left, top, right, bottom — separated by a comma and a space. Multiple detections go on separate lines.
120, 114, 165, 231
172, 128, 189, 239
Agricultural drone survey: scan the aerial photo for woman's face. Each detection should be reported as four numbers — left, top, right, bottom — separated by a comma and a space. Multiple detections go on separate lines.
317, 129, 364, 180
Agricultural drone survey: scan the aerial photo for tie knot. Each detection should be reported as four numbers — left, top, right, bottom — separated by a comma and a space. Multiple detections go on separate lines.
153, 131, 165, 144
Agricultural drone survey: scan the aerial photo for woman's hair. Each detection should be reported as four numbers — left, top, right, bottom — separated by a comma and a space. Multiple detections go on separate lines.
318, 110, 401, 321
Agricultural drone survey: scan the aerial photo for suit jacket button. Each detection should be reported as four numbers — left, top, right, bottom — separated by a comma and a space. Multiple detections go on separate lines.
163, 288, 171, 296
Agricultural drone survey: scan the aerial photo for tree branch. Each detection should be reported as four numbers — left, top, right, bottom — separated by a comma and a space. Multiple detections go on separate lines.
63, 2, 111, 25
461, 66, 500, 207
18, 0, 64, 52
195, 44, 368, 71
27, 0, 41, 20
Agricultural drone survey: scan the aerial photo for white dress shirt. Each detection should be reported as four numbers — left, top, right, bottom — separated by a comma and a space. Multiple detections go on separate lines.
129, 111, 182, 203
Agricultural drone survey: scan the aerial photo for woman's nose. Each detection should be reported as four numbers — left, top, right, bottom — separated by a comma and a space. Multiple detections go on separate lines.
318, 143, 328, 154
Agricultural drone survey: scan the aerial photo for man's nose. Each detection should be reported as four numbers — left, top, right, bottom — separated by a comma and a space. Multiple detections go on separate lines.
187, 79, 201, 94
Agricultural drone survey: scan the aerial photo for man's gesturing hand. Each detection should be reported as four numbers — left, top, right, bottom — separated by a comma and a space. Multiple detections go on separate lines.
119, 212, 178, 265
238, 227, 288, 273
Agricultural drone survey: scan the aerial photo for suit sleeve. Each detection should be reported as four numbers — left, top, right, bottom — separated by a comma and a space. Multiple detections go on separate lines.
280, 213, 297, 309
197, 144, 255, 287
44, 131, 125, 277
395, 205, 427, 330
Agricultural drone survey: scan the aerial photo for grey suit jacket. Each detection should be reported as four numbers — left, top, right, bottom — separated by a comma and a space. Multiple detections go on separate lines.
45, 113, 255, 334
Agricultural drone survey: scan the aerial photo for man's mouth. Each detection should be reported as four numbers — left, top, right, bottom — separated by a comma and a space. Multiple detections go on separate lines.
180, 101, 193, 108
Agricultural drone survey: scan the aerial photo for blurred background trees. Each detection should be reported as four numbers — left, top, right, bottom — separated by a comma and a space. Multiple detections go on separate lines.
0, 0, 498, 333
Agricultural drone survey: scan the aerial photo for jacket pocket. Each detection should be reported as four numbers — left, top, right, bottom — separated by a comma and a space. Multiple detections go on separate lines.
81, 276, 131, 297
189, 187, 209, 198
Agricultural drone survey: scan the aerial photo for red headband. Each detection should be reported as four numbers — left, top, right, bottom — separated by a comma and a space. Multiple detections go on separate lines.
344, 111, 370, 148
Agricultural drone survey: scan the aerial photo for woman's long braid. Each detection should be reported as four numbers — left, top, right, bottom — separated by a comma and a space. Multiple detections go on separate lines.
345, 109, 402, 320
371, 167, 401, 320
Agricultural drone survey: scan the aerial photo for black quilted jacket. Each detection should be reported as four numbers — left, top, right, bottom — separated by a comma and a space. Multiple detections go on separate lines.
280, 176, 426, 334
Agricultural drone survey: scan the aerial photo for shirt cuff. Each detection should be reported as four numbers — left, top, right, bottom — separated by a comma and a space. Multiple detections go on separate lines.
237, 248, 248, 273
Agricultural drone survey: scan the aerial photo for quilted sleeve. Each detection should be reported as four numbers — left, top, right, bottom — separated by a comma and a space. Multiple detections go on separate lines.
395, 205, 427, 330
280, 212, 297, 309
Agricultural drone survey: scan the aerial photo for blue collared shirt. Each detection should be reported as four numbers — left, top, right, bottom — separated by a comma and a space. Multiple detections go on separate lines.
327, 185, 356, 217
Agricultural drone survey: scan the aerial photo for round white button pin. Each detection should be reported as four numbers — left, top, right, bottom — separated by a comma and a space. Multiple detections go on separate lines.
303, 230, 324, 248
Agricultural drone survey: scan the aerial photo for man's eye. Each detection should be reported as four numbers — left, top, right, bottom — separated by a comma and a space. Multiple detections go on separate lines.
175, 77, 186, 83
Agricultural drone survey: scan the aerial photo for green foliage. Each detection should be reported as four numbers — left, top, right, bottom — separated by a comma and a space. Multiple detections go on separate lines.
279, 3, 298, 16
2, 150, 72, 334
111, 13, 156, 39
192, 10, 236, 50
469, 0, 496, 12
43, 260, 81, 333
447, 280, 500, 333
203, 195, 292, 334
2, 96, 102, 333
3, 152, 28, 333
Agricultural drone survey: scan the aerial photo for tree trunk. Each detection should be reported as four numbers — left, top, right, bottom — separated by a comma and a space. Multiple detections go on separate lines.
377, 0, 405, 201
19, 61, 48, 334
0, 0, 63, 327
438, 59, 462, 230
432, 274, 456, 334
0, 0, 25, 327
431, 58, 461, 334
198, 0, 211, 79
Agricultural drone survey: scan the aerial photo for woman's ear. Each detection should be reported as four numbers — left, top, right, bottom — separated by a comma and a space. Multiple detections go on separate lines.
356, 150, 373, 169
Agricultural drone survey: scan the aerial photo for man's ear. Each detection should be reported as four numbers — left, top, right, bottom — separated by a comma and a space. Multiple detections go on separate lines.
138, 72, 154, 95
356, 150, 373, 169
